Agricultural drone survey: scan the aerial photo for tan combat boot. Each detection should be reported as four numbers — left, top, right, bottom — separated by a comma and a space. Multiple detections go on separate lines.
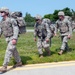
58, 50, 63, 55
0, 66, 7, 73
39, 54, 43, 58
13, 62, 22, 68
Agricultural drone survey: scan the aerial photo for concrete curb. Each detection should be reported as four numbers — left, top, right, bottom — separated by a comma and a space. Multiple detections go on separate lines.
0, 60, 75, 71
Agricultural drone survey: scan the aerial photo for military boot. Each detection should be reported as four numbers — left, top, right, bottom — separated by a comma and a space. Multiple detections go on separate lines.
0, 66, 7, 73
58, 50, 63, 55
47, 50, 51, 56
13, 62, 22, 68
39, 54, 43, 58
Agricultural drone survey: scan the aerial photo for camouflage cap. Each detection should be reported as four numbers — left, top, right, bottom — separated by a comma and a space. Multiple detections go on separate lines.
0, 7, 9, 13
35, 14, 42, 20
58, 11, 65, 16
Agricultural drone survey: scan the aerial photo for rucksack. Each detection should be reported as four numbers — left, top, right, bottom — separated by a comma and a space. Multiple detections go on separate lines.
10, 12, 26, 34
42, 18, 55, 36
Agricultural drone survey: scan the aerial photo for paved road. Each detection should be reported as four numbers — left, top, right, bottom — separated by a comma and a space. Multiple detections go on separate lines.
1, 61, 75, 75
26, 29, 75, 32
27, 29, 34, 32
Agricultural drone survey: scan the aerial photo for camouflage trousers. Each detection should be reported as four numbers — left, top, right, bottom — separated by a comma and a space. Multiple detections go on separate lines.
3, 37, 21, 66
60, 36, 69, 51
37, 38, 50, 55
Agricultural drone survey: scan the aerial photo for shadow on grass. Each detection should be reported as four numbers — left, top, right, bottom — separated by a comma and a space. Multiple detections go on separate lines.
0, 56, 32, 74
55, 47, 75, 51
13, 56, 32, 65
55, 48, 60, 52
43, 51, 56, 56
69, 48, 75, 51
55, 47, 75, 54
21, 56, 32, 65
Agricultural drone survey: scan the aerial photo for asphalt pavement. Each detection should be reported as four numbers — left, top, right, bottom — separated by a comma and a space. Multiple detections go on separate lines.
1, 61, 75, 75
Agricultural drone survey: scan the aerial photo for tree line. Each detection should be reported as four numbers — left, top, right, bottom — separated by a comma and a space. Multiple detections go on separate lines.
24, 7, 75, 27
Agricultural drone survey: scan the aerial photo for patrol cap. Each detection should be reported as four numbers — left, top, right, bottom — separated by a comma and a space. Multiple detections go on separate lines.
58, 11, 65, 16
35, 14, 42, 20
0, 7, 9, 13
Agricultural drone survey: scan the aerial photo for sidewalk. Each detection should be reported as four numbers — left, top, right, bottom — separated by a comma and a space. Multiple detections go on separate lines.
1, 60, 75, 71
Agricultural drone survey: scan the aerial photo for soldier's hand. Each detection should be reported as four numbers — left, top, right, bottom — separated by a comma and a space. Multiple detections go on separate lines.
67, 35, 71, 39
46, 38, 49, 42
12, 39, 17, 45
54, 33, 57, 37
34, 38, 37, 41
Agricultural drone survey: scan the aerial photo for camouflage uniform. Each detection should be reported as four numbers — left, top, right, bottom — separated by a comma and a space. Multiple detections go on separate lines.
65, 16, 75, 31
34, 15, 51, 57
55, 11, 72, 54
71, 21, 75, 30
42, 18, 55, 47
0, 7, 22, 70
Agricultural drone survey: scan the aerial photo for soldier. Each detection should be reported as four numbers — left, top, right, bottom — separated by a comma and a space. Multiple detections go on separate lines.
55, 11, 72, 55
0, 7, 22, 73
42, 18, 56, 46
34, 15, 51, 58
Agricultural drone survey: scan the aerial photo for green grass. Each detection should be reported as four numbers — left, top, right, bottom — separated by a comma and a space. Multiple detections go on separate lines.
26, 27, 34, 29
0, 32, 75, 66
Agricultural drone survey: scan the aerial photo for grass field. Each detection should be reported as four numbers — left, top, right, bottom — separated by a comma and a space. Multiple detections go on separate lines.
26, 27, 34, 29
0, 32, 75, 66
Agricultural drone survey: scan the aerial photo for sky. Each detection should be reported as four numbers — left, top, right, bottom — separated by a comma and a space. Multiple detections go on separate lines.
0, 0, 75, 17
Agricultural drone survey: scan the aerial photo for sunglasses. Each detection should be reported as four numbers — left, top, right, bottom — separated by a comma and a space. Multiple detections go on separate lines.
35, 19, 40, 21
0, 11, 5, 13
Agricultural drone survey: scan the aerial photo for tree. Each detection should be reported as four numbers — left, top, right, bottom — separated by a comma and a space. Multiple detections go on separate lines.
24, 12, 35, 27
62, 7, 72, 16
53, 10, 59, 21
71, 9, 75, 21
24, 12, 35, 22
44, 7, 74, 22
44, 14, 55, 22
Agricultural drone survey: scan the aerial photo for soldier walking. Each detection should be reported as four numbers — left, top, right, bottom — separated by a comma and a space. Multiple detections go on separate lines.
42, 18, 56, 47
55, 11, 72, 55
0, 7, 22, 73
34, 15, 51, 58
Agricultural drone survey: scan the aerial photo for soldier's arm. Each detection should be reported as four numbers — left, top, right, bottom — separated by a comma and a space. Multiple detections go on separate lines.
34, 23, 37, 38
54, 21, 59, 36
0, 28, 2, 37
11, 18, 19, 40
45, 23, 51, 39
67, 20, 72, 36
0, 23, 2, 37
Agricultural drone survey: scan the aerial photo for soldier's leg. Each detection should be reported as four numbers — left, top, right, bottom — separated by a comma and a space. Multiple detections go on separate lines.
65, 42, 69, 51
3, 40, 21, 67
49, 37, 52, 47
12, 47, 22, 68
0, 39, 12, 72
3, 41, 13, 67
42, 40, 51, 56
58, 36, 68, 55
61, 36, 68, 50
37, 38, 43, 57
12, 47, 21, 63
